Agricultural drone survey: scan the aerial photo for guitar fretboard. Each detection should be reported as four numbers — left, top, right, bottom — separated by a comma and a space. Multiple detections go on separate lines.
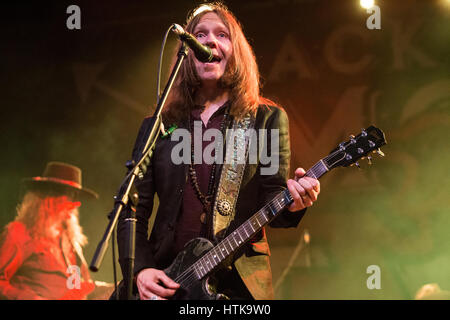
175, 159, 330, 284
173, 125, 386, 288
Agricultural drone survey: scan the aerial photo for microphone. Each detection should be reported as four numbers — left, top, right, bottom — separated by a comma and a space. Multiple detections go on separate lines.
171, 23, 213, 63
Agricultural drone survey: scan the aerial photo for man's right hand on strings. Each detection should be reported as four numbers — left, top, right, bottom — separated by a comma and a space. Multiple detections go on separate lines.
136, 268, 180, 300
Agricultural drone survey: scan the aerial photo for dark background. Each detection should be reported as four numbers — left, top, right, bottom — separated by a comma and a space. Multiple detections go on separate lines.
1, 0, 449, 299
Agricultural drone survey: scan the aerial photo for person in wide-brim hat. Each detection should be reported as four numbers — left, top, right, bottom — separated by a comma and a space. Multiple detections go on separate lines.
21, 161, 98, 200
0, 161, 99, 300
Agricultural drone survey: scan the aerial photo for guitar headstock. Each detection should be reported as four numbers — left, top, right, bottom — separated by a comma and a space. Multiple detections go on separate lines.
324, 125, 387, 169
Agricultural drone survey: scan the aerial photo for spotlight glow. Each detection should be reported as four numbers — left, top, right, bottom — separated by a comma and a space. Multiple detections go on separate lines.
360, 0, 375, 9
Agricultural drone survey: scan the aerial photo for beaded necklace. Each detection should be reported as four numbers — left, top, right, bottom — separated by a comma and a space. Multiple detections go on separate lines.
189, 105, 230, 226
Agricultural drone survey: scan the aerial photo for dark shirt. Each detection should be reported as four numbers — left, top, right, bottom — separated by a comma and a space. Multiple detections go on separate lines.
173, 103, 228, 255
171, 103, 252, 299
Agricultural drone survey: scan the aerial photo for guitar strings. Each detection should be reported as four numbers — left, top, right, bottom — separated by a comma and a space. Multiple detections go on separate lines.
173, 188, 298, 288
174, 189, 296, 288
172, 158, 332, 289
178, 139, 376, 288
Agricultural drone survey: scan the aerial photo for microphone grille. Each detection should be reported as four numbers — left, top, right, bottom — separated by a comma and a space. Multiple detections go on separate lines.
171, 23, 185, 36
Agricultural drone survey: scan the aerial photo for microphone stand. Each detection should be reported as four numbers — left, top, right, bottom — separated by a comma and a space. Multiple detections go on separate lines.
89, 42, 189, 300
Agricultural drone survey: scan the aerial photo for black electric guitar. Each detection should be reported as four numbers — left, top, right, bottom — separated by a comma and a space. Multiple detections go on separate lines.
113, 125, 386, 300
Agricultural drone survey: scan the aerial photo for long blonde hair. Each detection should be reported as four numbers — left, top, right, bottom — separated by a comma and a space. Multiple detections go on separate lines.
15, 191, 87, 247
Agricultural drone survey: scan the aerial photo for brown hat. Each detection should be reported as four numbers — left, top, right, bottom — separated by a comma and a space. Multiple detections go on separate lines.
22, 161, 99, 200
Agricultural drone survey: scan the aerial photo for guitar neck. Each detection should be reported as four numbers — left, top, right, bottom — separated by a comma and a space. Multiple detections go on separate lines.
190, 159, 330, 280
181, 124, 387, 283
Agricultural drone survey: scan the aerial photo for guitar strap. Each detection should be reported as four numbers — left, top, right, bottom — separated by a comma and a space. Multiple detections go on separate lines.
211, 113, 255, 241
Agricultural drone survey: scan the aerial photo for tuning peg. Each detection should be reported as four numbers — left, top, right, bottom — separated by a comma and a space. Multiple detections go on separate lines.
351, 161, 361, 168
367, 155, 372, 165
376, 148, 385, 157
125, 160, 136, 170
361, 129, 367, 137
350, 135, 356, 144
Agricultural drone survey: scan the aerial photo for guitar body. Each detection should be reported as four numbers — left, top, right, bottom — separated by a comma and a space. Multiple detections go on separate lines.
111, 237, 227, 300
165, 237, 225, 300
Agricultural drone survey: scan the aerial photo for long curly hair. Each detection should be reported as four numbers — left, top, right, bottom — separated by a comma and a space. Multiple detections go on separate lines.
15, 191, 87, 247
162, 2, 275, 125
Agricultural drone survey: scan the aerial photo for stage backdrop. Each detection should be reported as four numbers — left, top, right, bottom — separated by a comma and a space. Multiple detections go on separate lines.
1, 0, 449, 299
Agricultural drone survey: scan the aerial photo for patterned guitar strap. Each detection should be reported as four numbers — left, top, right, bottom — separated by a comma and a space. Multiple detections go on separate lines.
212, 113, 255, 241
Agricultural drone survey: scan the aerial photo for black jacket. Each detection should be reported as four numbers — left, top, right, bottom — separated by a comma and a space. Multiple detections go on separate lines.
117, 104, 306, 299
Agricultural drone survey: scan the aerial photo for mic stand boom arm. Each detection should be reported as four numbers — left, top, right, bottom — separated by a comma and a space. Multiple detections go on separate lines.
89, 42, 189, 300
